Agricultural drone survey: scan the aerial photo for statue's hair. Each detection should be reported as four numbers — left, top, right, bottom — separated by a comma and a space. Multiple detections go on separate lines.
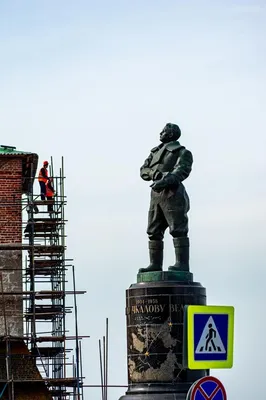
165, 123, 181, 140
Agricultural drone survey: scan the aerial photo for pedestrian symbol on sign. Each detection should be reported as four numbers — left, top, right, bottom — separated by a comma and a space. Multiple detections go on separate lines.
205, 323, 217, 351
195, 316, 226, 354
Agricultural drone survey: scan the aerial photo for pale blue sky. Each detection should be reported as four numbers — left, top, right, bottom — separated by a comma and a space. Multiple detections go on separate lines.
1, 1, 266, 399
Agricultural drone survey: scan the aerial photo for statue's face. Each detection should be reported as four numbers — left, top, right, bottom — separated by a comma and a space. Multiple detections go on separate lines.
160, 126, 174, 143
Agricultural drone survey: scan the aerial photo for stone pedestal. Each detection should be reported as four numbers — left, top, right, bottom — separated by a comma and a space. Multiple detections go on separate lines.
119, 271, 207, 400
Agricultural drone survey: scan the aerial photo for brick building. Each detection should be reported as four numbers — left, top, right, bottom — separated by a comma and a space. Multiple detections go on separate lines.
0, 146, 51, 399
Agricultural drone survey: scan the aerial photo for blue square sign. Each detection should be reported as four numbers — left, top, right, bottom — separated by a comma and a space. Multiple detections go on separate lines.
183, 305, 234, 369
194, 313, 228, 361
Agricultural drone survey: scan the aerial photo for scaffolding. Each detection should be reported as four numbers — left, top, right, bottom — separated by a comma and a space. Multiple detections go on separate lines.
0, 155, 86, 399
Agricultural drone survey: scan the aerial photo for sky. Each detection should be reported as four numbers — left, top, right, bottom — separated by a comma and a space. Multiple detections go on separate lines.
1, 0, 266, 399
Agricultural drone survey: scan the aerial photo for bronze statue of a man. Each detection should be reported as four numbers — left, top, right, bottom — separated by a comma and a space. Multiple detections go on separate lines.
139, 123, 193, 273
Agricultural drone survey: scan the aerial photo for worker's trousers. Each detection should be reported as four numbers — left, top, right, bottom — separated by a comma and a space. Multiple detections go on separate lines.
46, 196, 54, 212
39, 181, 46, 200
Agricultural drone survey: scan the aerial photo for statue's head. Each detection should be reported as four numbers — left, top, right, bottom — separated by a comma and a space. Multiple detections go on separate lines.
160, 123, 181, 143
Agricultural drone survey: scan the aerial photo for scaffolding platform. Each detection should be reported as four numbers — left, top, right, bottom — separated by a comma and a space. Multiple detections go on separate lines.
32, 200, 58, 206
26, 258, 65, 276
0, 244, 65, 253
25, 267, 64, 276
31, 347, 64, 357
35, 336, 65, 343
25, 305, 65, 320
49, 389, 69, 397
0, 290, 84, 299
25, 219, 62, 232
0, 378, 79, 387
29, 260, 64, 268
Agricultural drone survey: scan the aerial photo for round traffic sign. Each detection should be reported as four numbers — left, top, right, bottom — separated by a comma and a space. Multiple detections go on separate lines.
186, 376, 227, 400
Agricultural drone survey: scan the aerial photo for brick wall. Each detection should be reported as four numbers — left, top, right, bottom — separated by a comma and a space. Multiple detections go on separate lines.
0, 158, 22, 243
0, 157, 23, 336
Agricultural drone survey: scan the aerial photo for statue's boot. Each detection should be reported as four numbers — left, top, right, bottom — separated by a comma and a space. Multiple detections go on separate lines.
168, 237, 190, 271
139, 240, 163, 273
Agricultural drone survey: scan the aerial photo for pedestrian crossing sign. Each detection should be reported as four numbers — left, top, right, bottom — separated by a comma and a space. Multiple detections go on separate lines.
183, 305, 234, 369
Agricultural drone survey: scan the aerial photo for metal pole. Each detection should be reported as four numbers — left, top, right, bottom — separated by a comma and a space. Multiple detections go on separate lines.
106, 318, 109, 400
72, 355, 76, 399
28, 161, 36, 353
50, 156, 54, 181
0, 274, 11, 400
11, 375, 14, 400
61, 157, 67, 380
99, 339, 104, 400
103, 335, 106, 400
72, 265, 80, 399
79, 341, 84, 399
0, 382, 8, 398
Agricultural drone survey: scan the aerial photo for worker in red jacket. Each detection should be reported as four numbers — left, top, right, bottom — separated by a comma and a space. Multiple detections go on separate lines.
38, 161, 49, 200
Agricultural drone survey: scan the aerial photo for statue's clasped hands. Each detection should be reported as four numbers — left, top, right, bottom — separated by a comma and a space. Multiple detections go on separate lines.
150, 179, 167, 192
150, 173, 177, 192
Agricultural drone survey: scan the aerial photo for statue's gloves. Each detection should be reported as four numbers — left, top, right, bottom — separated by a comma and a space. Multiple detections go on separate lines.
162, 173, 180, 186
150, 179, 168, 192
150, 173, 179, 192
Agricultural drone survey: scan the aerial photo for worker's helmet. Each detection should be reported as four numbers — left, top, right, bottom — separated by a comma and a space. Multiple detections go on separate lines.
43, 160, 49, 166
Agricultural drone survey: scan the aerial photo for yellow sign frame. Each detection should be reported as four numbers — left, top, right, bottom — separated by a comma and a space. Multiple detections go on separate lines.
185, 305, 234, 369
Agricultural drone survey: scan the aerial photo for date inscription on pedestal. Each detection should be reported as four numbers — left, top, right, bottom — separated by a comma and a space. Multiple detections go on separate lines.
126, 296, 184, 325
